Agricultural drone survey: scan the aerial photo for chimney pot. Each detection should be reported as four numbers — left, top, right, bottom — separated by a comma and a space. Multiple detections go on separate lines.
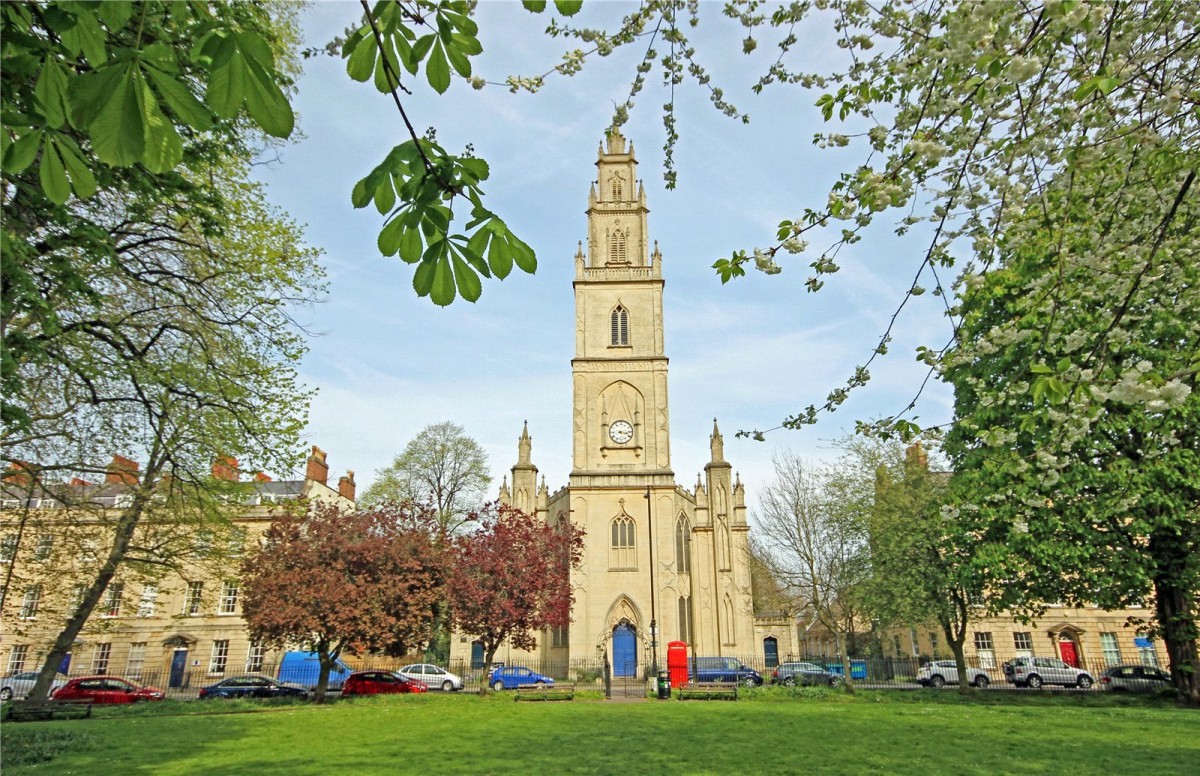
212, 455, 239, 482
338, 470, 356, 501
306, 445, 329, 486
105, 454, 140, 487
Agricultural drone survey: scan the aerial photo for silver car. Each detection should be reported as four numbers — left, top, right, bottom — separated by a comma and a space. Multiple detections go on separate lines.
917, 660, 991, 688
396, 663, 463, 692
1100, 664, 1172, 693
1, 671, 69, 701
1004, 656, 1094, 689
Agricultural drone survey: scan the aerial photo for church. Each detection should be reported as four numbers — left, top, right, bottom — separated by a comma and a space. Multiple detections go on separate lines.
451, 131, 758, 677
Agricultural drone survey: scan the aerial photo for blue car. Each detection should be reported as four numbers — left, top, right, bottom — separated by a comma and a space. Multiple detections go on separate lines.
489, 666, 555, 691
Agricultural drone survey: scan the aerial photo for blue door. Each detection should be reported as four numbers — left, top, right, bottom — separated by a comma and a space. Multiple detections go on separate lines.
57, 652, 72, 674
613, 623, 637, 677
471, 641, 484, 669
169, 649, 189, 687
764, 637, 779, 668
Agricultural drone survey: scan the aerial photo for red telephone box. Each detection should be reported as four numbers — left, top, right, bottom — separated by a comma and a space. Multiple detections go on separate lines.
667, 641, 689, 688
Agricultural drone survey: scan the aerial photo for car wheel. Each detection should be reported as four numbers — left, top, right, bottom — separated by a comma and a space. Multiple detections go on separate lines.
442, 680, 454, 692
0, 687, 12, 701
742, 676, 758, 688
828, 675, 844, 688
974, 675, 990, 689
782, 677, 796, 687
929, 675, 946, 688
1026, 675, 1043, 689
1077, 675, 1093, 689
491, 680, 505, 692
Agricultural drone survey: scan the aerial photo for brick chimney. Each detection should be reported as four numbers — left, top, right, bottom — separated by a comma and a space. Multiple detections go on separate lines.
338, 470, 356, 501
305, 445, 328, 486
3, 461, 38, 487
105, 454, 140, 486
254, 472, 272, 483
212, 455, 239, 482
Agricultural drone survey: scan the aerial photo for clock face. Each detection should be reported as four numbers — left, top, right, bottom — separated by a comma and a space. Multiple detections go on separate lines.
609, 420, 634, 444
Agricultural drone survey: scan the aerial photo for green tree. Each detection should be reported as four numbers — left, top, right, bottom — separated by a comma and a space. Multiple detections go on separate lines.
864, 441, 983, 692
0, 154, 324, 701
362, 421, 490, 537
942, 162, 1200, 703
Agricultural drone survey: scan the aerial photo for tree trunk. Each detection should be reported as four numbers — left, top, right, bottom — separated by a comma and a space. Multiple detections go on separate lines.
480, 643, 500, 696
836, 632, 854, 693
1151, 564, 1200, 705
942, 593, 972, 694
26, 492, 151, 702
944, 623, 970, 694
312, 641, 338, 704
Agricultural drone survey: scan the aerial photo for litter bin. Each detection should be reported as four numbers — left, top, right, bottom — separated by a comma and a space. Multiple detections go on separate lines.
657, 670, 671, 700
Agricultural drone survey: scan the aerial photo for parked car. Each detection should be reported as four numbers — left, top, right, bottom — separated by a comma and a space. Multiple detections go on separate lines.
489, 666, 555, 691
199, 674, 309, 699
771, 662, 844, 688
1099, 664, 1172, 693
277, 651, 354, 691
1003, 657, 1094, 689
342, 671, 427, 696
396, 663, 463, 692
690, 657, 764, 687
917, 660, 991, 688
1, 671, 68, 701
53, 676, 165, 704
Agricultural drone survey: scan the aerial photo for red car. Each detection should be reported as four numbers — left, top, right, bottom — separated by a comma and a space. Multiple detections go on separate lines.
341, 671, 427, 696
53, 675, 166, 704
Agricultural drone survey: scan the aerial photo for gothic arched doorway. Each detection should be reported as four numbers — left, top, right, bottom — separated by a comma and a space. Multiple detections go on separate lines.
613, 620, 638, 677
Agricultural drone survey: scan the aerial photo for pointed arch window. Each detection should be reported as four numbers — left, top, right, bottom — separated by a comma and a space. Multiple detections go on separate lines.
717, 518, 731, 571
675, 515, 692, 575
722, 594, 736, 646
678, 596, 693, 644
609, 229, 628, 264
610, 305, 629, 346
610, 515, 636, 569
610, 173, 625, 201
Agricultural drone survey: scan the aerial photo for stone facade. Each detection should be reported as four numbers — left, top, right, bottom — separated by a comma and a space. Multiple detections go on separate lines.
451, 132, 757, 674
0, 447, 354, 689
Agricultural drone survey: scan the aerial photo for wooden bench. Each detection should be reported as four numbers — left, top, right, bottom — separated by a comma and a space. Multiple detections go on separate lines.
514, 682, 575, 701
677, 681, 739, 700
5, 698, 94, 722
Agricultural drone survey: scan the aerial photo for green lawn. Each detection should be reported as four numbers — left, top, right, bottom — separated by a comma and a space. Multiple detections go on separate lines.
3, 691, 1196, 775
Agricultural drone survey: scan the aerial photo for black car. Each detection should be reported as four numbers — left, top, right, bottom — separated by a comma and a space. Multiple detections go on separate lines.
199, 674, 309, 699
771, 661, 844, 687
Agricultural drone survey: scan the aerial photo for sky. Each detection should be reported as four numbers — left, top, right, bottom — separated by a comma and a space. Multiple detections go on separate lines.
252, 1, 955, 513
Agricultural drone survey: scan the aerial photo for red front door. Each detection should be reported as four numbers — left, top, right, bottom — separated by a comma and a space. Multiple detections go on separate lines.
1059, 640, 1078, 667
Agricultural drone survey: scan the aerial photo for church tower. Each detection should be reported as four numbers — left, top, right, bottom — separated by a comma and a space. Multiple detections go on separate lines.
570, 130, 671, 480
484, 131, 758, 677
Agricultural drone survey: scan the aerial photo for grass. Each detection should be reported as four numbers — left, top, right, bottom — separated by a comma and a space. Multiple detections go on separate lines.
2, 690, 1196, 775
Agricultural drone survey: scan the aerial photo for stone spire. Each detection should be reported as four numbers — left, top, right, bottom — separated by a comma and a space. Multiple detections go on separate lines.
710, 418, 725, 463
518, 420, 532, 465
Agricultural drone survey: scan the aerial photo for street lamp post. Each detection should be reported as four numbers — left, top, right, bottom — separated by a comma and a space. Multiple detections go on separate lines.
645, 486, 658, 674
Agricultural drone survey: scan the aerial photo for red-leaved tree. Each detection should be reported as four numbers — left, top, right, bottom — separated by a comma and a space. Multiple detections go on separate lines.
241, 501, 445, 702
449, 504, 584, 694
